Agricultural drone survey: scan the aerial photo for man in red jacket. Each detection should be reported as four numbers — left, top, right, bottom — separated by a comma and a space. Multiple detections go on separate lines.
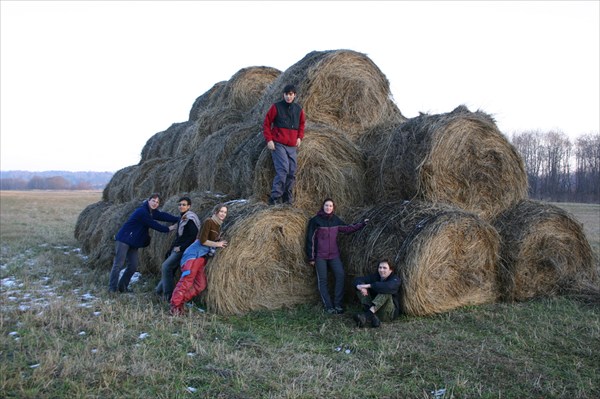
263, 84, 306, 205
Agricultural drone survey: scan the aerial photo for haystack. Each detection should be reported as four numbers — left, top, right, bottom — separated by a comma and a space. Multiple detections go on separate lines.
360, 105, 528, 221
74, 200, 112, 254
339, 200, 500, 316
252, 123, 367, 215
250, 49, 405, 141
102, 165, 137, 203
182, 66, 281, 152
189, 66, 281, 122
74, 201, 139, 270
493, 199, 596, 302
191, 121, 264, 198
203, 200, 316, 315
140, 121, 194, 162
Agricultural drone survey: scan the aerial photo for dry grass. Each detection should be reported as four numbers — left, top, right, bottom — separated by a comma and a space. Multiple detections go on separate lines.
1, 191, 599, 398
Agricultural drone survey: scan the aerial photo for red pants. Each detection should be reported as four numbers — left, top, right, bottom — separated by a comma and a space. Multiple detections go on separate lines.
170, 257, 207, 313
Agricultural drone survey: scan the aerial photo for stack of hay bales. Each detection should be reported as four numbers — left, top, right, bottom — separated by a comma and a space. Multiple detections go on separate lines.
75, 48, 596, 316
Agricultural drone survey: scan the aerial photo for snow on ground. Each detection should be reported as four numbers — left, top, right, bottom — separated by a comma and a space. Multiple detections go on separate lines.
1, 244, 139, 314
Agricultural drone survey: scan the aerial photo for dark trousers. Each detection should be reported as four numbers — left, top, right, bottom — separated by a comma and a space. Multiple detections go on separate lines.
155, 249, 183, 301
270, 142, 297, 202
315, 257, 345, 309
108, 241, 139, 292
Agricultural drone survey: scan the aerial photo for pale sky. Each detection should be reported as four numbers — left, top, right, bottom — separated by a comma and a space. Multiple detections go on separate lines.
1, 1, 598, 172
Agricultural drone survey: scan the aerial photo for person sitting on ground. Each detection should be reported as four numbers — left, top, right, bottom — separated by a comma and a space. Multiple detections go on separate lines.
108, 193, 178, 294
170, 204, 228, 315
155, 196, 200, 301
352, 259, 401, 328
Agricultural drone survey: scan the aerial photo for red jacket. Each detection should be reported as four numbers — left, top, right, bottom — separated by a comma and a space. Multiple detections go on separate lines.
263, 101, 305, 146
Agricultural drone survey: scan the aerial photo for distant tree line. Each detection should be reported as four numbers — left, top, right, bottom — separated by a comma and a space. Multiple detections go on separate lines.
0, 171, 113, 191
511, 131, 599, 203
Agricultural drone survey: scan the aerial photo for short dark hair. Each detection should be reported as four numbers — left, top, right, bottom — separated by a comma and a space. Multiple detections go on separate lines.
178, 196, 192, 206
283, 84, 296, 94
379, 259, 394, 272
148, 193, 161, 203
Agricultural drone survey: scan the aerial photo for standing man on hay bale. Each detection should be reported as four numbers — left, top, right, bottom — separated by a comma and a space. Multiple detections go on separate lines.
263, 84, 306, 205
352, 260, 401, 328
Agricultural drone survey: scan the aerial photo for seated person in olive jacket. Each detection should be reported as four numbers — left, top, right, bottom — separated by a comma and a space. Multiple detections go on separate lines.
353, 260, 401, 328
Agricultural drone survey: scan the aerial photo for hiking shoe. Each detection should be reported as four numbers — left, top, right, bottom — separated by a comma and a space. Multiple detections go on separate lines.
325, 308, 337, 315
370, 313, 381, 328
353, 312, 367, 327
334, 306, 344, 314
268, 197, 282, 205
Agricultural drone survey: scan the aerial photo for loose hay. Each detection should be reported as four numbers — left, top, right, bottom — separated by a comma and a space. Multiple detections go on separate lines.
250, 49, 405, 141
203, 201, 316, 315
493, 199, 596, 302
252, 124, 367, 215
360, 105, 528, 221
340, 200, 500, 316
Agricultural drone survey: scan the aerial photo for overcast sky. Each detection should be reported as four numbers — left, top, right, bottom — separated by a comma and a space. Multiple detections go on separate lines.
1, 1, 598, 172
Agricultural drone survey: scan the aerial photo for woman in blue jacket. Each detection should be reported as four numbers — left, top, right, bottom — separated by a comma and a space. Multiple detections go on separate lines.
305, 198, 368, 314
108, 193, 179, 293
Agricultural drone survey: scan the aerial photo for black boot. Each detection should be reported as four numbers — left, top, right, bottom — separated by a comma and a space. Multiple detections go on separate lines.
370, 312, 381, 328
353, 312, 367, 328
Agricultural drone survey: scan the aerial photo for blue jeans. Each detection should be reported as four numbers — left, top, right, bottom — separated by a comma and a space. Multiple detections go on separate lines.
270, 142, 297, 202
154, 249, 183, 300
108, 241, 139, 292
315, 257, 345, 309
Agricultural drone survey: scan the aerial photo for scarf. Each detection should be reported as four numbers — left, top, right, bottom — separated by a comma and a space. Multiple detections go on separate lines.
178, 211, 201, 236
211, 213, 223, 226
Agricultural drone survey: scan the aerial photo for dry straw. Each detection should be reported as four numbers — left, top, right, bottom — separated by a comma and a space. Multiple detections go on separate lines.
252, 124, 368, 215
493, 199, 596, 302
339, 200, 500, 316
203, 200, 316, 315
360, 105, 528, 221
250, 49, 405, 141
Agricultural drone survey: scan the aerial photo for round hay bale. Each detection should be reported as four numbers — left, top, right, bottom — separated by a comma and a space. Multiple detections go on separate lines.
361, 105, 528, 221
77, 201, 139, 270
74, 200, 113, 254
339, 200, 500, 316
140, 121, 195, 162
492, 199, 596, 302
250, 49, 405, 141
251, 124, 367, 214
188, 66, 281, 122
188, 81, 227, 121
102, 165, 138, 203
191, 121, 263, 198
203, 200, 316, 315
182, 67, 280, 154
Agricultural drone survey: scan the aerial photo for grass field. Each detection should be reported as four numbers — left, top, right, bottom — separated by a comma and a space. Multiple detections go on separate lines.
1, 191, 599, 399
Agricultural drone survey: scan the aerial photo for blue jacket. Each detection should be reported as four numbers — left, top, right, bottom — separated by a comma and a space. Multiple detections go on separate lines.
115, 200, 179, 248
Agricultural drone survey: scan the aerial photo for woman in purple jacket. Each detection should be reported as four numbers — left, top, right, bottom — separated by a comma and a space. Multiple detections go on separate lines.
305, 198, 368, 314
